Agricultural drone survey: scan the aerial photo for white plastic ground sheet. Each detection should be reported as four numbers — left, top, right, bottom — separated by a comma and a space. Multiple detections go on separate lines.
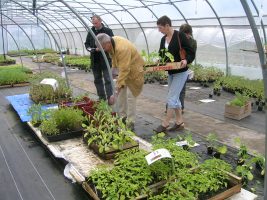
27, 123, 152, 180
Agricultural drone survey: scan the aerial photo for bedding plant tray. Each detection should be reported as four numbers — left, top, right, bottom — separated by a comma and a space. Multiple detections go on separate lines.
82, 136, 243, 200
83, 134, 139, 160
41, 128, 85, 142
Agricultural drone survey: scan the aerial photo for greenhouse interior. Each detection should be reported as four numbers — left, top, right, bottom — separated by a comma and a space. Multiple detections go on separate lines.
0, 0, 267, 199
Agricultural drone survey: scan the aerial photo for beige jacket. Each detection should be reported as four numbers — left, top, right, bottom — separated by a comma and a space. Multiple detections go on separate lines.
110, 36, 144, 97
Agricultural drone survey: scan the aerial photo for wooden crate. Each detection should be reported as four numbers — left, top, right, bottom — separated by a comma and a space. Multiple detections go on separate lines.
224, 101, 251, 120
144, 62, 182, 72
82, 171, 242, 200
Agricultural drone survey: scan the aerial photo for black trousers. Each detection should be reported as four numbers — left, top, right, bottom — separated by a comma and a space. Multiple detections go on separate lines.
92, 59, 113, 100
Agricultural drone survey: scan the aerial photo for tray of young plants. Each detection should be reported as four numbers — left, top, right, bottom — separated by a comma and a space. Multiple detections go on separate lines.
58, 55, 91, 71
39, 107, 86, 142
83, 134, 242, 200
59, 95, 97, 110
193, 131, 263, 198
141, 50, 182, 72
29, 71, 72, 104
0, 64, 32, 87
83, 101, 138, 160
0, 55, 16, 65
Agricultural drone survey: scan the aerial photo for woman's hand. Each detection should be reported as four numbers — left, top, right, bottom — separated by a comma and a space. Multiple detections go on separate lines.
181, 59, 187, 68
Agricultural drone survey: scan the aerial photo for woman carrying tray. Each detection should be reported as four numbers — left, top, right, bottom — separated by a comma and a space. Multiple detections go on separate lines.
154, 16, 195, 133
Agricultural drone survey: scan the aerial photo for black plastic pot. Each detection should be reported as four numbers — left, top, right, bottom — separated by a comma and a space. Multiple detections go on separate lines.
209, 94, 213, 98
182, 145, 189, 151
207, 146, 214, 155
217, 92, 221, 96
258, 106, 263, 111
237, 158, 245, 166
213, 151, 221, 159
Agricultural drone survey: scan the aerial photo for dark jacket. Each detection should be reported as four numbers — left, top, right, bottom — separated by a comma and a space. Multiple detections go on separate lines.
159, 30, 195, 74
84, 24, 114, 65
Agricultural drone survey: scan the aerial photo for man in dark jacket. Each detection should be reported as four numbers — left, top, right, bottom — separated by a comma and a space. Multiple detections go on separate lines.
84, 15, 114, 100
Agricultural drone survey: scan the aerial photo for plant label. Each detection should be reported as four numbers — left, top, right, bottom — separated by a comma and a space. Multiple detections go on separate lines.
40, 78, 59, 91
145, 148, 172, 165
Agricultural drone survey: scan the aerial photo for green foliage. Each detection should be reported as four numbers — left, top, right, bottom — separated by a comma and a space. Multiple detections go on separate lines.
218, 75, 264, 100
0, 64, 32, 85
88, 149, 152, 199
206, 133, 217, 148
8, 48, 56, 56
83, 100, 135, 153
229, 92, 249, 107
40, 107, 84, 136
141, 50, 161, 66
27, 103, 51, 126
236, 165, 254, 184
0, 55, 16, 65
29, 71, 72, 103
234, 137, 249, 159
189, 64, 224, 82
151, 136, 199, 170
61, 55, 91, 71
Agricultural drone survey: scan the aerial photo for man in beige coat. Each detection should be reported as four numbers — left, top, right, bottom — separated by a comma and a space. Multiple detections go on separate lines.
96, 33, 144, 129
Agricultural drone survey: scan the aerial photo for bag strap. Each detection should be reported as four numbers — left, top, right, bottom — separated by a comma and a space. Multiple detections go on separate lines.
177, 31, 182, 50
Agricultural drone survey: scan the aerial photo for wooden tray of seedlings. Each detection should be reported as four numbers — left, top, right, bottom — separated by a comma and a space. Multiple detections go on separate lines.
82, 169, 241, 200
83, 136, 139, 160
144, 62, 182, 72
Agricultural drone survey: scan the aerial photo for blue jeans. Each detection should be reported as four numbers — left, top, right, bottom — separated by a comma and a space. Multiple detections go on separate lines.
167, 71, 188, 109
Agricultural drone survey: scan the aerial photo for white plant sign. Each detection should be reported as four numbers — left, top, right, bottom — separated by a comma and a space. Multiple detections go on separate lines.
145, 148, 172, 165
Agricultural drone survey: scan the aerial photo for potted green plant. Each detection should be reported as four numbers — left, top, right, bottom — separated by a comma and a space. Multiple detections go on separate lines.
224, 92, 251, 120
83, 101, 138, 159
234, 137, 249, 166
40, 107, 85, 142
252, 154, 265, 177
206, 133, 217, 155
27, 103, 51, 127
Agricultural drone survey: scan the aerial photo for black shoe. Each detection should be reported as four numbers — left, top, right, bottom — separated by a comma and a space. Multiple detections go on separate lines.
153, 125, 169, 133
168, 122, 184, 132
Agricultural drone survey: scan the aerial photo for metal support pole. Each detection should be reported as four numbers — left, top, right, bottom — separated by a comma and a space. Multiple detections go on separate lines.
240, 1, 267, 199
0, 0, 6, 59
58, 0, 118, 111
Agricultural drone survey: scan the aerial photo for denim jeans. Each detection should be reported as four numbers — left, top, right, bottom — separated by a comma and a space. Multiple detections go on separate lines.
92, 59, 113, 100
167, 71, 188, 109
